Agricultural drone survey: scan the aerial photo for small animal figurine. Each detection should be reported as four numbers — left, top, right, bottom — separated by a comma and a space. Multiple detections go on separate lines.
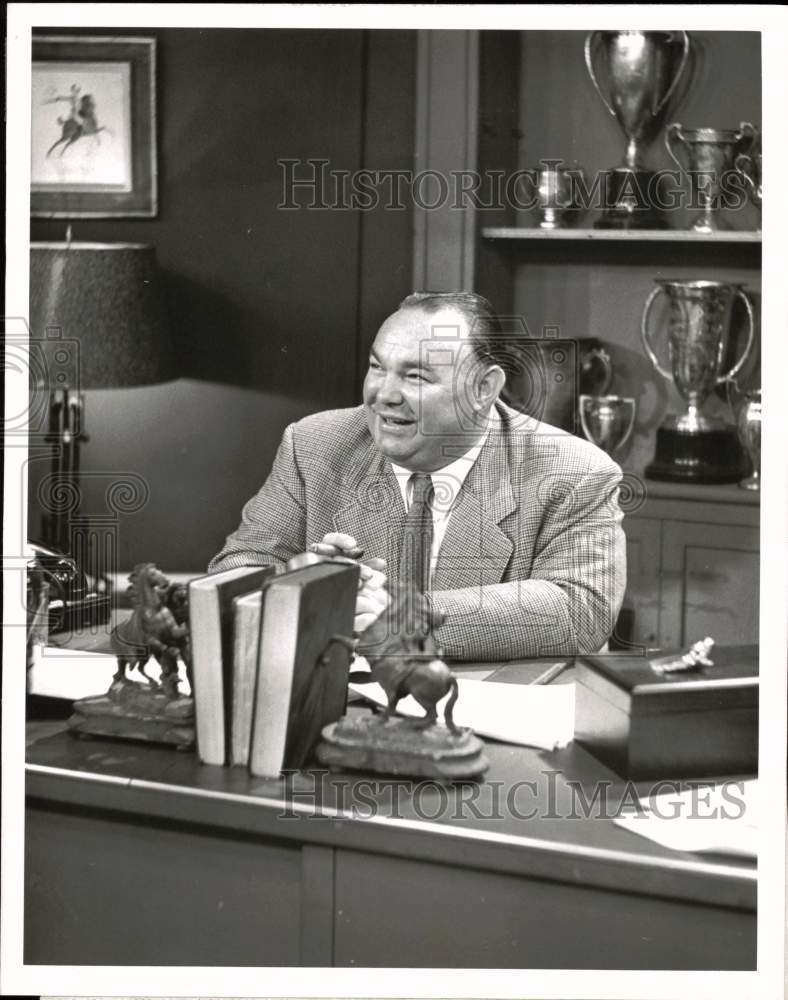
111, 563, 190, 699
353, 583, 459, 733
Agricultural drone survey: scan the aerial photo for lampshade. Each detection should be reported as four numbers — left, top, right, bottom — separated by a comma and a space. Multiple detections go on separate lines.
30, 242, 174, 388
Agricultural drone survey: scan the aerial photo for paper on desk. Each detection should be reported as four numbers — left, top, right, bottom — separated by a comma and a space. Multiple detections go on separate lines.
28, 645, 192, 700
613, 780, 758, 859
349, 658, 575, 750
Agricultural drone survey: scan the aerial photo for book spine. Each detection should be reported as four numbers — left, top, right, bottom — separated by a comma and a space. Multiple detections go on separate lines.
189, 586, 225, 766
249, 586, 299, 777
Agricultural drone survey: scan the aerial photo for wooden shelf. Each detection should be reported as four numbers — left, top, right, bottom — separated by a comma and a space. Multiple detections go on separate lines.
482, 227, 761, 244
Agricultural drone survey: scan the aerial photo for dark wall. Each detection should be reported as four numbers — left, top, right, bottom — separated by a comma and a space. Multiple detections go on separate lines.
30, 28, 416, 570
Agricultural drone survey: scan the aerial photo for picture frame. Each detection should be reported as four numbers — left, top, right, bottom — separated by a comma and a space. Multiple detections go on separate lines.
31, 36, 157, 217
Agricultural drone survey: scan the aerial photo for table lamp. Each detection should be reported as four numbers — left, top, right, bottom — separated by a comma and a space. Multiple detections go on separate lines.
29, 236, 174, 629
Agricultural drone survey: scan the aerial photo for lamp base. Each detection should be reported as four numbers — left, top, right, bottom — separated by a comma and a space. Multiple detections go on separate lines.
645, 425, 746, 484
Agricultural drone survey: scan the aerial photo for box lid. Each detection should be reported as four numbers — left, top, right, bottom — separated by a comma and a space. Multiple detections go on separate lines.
576, 644, 758, 717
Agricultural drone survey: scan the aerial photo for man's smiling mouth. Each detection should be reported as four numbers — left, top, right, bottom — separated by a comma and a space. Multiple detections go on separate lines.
378, 414, 414, 427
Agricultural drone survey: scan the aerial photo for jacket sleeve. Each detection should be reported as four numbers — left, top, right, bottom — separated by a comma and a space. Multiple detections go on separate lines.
431, 461, 627, 661
207, 423, 308, 573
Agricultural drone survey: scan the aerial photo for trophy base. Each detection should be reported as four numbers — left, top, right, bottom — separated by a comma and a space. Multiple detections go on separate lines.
593, 169, 670, 230
645, 426, 746, 484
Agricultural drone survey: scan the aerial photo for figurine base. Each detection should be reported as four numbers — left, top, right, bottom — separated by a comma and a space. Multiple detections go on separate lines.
68, 679, 195, 748
593, 169, 669, 230
317, 713, 489, 781
645, 425, 745, 484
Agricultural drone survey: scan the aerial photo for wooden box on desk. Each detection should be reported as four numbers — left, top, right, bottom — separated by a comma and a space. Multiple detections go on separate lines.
574, 645, 758, 779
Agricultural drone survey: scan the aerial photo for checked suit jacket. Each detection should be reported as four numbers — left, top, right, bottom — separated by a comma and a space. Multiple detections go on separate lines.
209, 401, 627, 661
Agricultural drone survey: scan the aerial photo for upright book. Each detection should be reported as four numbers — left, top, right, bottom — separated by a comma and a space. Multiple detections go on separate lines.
231, 588, 266, 767
189, 565, 275, 765
249, 561, 359, 777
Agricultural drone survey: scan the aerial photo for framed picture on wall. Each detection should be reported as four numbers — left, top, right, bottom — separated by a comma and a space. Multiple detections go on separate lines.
31, 36, 157, 217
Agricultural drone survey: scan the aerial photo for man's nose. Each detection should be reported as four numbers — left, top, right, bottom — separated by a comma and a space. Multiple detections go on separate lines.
377, 373, 404, 405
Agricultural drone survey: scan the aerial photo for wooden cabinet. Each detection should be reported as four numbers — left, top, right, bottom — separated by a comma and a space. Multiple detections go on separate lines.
622, 483, 759, 649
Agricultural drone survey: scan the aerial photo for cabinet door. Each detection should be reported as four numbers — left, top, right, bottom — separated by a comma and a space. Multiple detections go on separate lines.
659, 522, 760, 649
620, 516, 662, 648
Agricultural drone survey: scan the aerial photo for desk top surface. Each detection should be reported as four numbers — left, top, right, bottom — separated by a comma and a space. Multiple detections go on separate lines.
26, 661, 757, 913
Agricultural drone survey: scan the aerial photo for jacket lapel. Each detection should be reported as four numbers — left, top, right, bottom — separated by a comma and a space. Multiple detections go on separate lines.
331, 443, 408, 575
432, 422, 517, 590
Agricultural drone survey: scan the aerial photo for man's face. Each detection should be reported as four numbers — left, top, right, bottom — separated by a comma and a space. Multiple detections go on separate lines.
363, 305, 483, 472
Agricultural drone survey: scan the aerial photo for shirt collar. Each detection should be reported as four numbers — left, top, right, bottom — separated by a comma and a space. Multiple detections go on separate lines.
390, 409, 496, 514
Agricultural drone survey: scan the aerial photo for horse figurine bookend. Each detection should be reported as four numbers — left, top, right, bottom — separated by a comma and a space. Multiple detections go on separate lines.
68, 564, 195, 748
317, 584, 489, 781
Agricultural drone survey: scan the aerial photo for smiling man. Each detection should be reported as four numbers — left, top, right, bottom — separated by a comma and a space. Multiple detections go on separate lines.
209, 291, 626, 660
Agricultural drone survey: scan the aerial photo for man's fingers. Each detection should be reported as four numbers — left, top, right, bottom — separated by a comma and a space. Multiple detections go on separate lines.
356, 589, 389, 617
364, 557, 386, 572
320, 532, 358, 550
310, 542, 340, 556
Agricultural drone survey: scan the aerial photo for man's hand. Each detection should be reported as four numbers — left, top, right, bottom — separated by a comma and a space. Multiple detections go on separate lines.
310, 532, 388, 634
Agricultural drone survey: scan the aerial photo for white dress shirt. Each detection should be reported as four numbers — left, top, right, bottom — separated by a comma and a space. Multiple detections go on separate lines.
390, 412, 494, 588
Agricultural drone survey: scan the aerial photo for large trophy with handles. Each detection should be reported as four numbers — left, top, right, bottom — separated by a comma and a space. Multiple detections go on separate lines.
585, 30, 690, 228
641, 279, 754, 483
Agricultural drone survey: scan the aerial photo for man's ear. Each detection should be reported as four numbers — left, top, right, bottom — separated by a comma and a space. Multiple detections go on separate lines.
474, 364, 506, 408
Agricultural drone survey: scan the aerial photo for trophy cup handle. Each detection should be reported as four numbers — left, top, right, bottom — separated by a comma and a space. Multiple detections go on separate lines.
654, 31, 691, 116
717, 289, 755, 385
735, 152, 754, 190
735, 122, 757, 156
641, 286, 673, 381
665, 122, 687, 175
584, 32, 617, 119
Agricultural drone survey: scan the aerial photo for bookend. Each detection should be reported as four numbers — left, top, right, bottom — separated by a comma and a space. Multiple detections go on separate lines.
317, 584, 489, 781
68, 564, 195, 748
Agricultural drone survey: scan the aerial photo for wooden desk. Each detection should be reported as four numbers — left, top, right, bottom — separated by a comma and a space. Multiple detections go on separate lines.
25, 702, 756, 970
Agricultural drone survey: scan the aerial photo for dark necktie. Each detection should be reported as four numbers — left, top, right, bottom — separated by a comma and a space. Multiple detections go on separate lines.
400, 472, 434, 594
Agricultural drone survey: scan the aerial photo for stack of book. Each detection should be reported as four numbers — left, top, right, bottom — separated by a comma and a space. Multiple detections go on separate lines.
188, 561, 359, 776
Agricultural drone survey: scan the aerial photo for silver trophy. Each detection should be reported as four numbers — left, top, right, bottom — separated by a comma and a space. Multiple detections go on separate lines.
585, 30, 690, 228
579, 395, 636, 456
641, 279, 754, 482
666, 122, 756, 232
532, 161, 584, 229
727, 382, 761, 491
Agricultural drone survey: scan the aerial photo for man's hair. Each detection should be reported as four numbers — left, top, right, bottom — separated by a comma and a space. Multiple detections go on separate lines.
397, 291, 507, 371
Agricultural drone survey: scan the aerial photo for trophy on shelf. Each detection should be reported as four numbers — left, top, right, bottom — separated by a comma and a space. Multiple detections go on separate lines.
532, 160, 585, 229
727, 381, 761, 491
579, 395, 636, 457
736, 138, 762, 228
666, 122, 756, 232
641, 279, 754, 483
585, 29, 690, 229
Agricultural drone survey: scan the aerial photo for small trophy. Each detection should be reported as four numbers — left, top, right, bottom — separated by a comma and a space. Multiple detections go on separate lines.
585, 30, 690, 229
641, 279, 754, 483
579, 395, 636, 457
666, 122, 756, 231
728, 382, 761, 492
532, 160, 585, 229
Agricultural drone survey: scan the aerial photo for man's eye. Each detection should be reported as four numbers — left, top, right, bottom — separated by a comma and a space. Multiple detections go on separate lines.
368, 360, 382, 371
407, 372, 427, 382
